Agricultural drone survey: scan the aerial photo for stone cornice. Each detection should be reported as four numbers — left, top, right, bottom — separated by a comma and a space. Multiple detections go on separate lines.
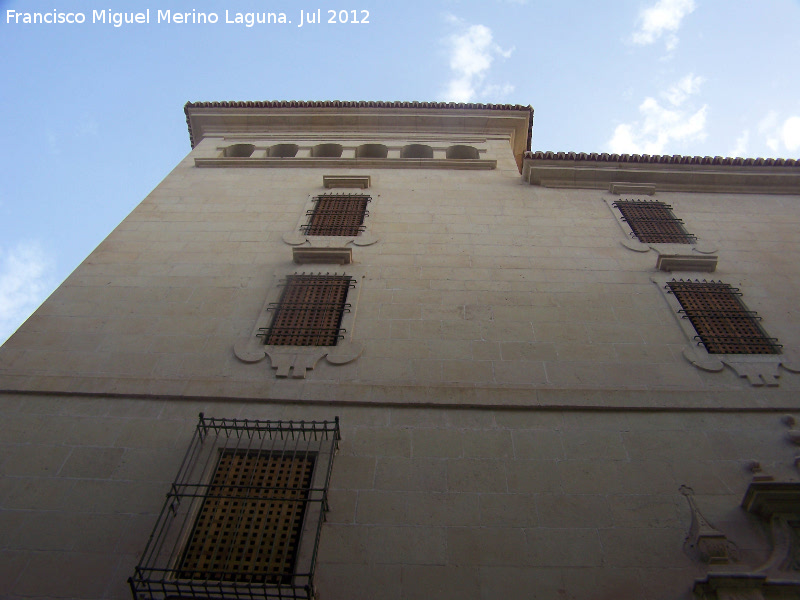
184, 101, 533, 169
193, 157, 497, 170
523, 151, 800, 194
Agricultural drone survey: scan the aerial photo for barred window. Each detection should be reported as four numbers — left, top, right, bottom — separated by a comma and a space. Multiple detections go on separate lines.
666, 280, 781, 354
129, 414, 340, 600
262, 273, 354, 346
300, 194, 370, 237
614, 200, 696, 244
177, 451, 315, 584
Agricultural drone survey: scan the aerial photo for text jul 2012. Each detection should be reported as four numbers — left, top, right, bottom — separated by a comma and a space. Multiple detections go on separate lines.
6, 9, 371, 28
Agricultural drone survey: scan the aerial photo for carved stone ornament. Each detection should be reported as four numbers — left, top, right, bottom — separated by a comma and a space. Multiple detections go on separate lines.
679, 349, 799, 388
234, 340, 363, 379
692, 483, 800, 599
681, 485, 738, 565
741, 482, 800, 578
693, 574, 767, 600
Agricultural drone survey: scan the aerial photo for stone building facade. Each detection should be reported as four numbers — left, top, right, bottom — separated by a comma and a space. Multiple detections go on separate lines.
1, 101, 800, 599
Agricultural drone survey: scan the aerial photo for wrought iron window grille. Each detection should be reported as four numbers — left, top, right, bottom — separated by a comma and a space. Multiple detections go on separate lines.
613, 199, 697, 244
129, 413, 340, 600
259, 273, 355, 347
665, 279, 782, 355
300, 194, 371, 237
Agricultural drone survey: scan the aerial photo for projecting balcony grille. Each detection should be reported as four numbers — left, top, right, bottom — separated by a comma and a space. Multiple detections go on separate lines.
666, 280, 781, 354
614, 200, 697, 244
129, 414, 340, 600
260, 274, 354, 347
300, 194, 370, 236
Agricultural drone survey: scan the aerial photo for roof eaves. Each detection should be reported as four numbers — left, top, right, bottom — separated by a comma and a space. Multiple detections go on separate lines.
525, 150, 800, 168
184, 100, 534, 149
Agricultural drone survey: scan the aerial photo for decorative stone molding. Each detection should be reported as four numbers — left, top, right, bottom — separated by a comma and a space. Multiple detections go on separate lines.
693, 574, 768, 600
233, 268, 365, 379
292, 247, 352, 265
184, 102, 532, 170
692, 482, 800, 599
740, 482, 800, 581
681, 486, 738, 565
283, 191, 380, 249
605, 196, 718, 268
195, 156, 497, 170
323, 175, 371, 189
609, 182, 656, 195
524, 152, 800, 194
656, 254, 719, 272
652, 275, 796, 387
723, 358, 782, 387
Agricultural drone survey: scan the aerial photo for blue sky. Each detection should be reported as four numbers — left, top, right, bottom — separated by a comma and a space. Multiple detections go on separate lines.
1, 0, 799, 344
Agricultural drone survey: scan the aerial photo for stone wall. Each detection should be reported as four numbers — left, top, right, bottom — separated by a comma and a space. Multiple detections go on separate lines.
2, 393, 796, 599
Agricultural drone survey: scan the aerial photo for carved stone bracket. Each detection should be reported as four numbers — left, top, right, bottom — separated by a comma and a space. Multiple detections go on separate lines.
723, 359, 782, 387
690, 483, 800, 598
282, 232, 379, 247
233, 341, 364, 379
681, 485, 738, 565
693, 574, 767, 600
741, 481, 800, 578
621, 238, 651, 252
678, 347, 796, 387
682, 347, 725, 373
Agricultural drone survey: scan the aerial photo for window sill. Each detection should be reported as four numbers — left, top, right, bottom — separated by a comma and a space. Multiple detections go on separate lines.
293, 247, 352, 265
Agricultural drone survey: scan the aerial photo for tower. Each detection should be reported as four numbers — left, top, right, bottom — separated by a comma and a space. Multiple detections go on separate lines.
1, 101, 800, 599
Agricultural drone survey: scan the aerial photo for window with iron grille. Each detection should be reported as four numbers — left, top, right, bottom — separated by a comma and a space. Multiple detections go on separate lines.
666, 280, 781, 354
300, 194, 370, 237
614, 200, 697, 244
261, 273, 354, 347
177, 451, 315, 585
129, 414, 340, 600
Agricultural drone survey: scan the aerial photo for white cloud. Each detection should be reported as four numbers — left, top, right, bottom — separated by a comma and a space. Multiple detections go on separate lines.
782, 116, 800, 152
729, 130, 749, 158
607, 74, 708, 155
758, 111, 781, 153
440, 17, 515, 103
482, 83, 516, 97
663, 74, 703, 106
758, 111, 800, 155
631, 0, 696, 51
0, 241, 55, 345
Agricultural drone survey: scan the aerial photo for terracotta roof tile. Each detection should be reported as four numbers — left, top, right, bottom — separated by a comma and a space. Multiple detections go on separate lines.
525, 150, 799, 167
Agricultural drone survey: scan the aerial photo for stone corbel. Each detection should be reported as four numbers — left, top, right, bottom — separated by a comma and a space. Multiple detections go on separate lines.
681, 485, 738, 565
282, 232, 379, 247
234, 342, 363, 379
691, 483, 800, 599
693, 574, 767, 600
741, 481, 800, 577
722, 359, 782, 387
682, 347, 725, 373
266, 343, 363, 378
678, 348, 797, 388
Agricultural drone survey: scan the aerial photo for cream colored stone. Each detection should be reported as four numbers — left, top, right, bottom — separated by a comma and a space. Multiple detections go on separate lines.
2, 103, 800, 600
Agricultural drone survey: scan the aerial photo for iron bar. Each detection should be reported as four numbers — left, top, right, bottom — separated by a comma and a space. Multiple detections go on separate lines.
129, 415, 339, 600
